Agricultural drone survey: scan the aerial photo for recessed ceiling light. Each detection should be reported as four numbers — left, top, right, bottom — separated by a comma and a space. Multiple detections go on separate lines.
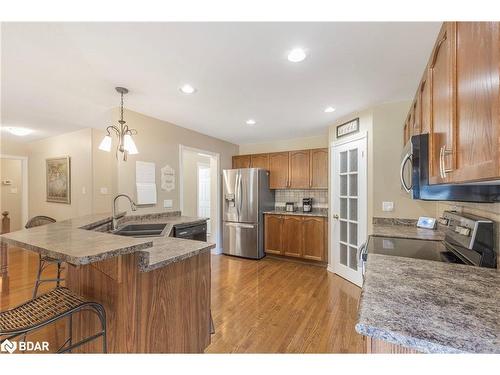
179, 84, 197, 94
324, 106, 336, 113
287, 48, 307, 63
246, 119, 256, 126
4, 127, 33, 136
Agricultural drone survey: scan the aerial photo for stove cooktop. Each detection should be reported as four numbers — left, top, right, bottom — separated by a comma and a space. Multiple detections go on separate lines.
365, 236, 466, 264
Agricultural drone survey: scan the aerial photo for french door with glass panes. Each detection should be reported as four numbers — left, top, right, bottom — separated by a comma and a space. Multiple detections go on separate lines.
330, 134, 367, 287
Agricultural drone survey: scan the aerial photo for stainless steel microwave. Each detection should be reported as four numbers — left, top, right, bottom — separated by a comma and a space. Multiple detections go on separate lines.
400, 134, 500, 202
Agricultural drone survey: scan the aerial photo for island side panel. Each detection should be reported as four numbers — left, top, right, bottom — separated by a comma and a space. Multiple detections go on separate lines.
137, 250, 211, 353
66, 253, 139, 353
66, 251, 211, 353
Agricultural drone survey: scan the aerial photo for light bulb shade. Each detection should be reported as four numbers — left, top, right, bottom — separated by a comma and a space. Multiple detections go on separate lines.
123, 134, 138, 155
98, 135, 112, 152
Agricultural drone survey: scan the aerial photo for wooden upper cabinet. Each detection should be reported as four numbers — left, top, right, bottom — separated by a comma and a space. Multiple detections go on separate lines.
420, 73, 431, 135
302, 217, 326, 261
282, 216, 303, 258
451, 22, 500, 183
412, 99, 421, 135
250, 153, 270, 170
264, 214, 283, 255
289, 150, 310, 189
429, 22, 456, 184
232, 155, 251, 169
310, 148, 328, 189
269, 152, 290, 189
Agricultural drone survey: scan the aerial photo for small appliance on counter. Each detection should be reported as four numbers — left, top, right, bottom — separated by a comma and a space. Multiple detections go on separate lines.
416, 216, 437, 229
302, 198, 313, 212
285, 202, 296, 212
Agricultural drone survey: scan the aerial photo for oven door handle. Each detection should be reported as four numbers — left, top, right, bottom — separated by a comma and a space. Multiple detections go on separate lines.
358, 241, 367, 264
358, 241, 368, 282
400, 152, 412, 193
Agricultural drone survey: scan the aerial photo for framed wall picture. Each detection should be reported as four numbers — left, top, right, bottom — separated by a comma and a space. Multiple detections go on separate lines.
336, 118, 359, 138
46, 156, 71, 204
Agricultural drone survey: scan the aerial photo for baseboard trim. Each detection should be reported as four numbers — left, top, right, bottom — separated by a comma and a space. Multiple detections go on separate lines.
326, 264, 335, 274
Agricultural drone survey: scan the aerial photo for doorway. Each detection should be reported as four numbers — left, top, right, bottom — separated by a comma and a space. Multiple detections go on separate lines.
179, 145, 220, 251
328, 133, 367, 287
0, 154, 28, 231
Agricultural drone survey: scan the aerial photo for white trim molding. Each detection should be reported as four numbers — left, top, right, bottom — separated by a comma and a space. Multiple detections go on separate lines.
178, 145, 222, 252
330, 131, 368, 148
0, 154, 29, 227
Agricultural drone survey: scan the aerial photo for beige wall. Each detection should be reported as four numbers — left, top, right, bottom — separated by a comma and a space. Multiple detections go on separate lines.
28, 128, 94, 221
91, 128, 118, 213
114, 109, 238, 213
239, 134, 328, 154
0, 136, 28, 156
0, 158, 23, 230
372, 101, 437, 220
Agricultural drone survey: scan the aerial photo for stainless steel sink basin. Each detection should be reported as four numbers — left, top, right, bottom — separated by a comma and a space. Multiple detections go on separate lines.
112, 223, 168, 238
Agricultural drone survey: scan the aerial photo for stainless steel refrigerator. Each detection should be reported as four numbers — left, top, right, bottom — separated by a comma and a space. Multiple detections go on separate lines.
222, 168, 274, 259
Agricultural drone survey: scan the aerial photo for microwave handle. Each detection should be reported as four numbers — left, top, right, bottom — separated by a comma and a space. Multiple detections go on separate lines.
400, 153, 412, 193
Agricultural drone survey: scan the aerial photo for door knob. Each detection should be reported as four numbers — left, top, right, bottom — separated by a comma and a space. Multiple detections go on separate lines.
332, 214, 339, 219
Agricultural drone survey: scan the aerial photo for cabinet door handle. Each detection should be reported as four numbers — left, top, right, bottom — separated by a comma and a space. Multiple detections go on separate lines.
439, 145, 453, 179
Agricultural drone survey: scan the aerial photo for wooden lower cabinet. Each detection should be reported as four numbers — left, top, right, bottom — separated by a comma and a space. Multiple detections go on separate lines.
302, 217, 327, 261
366, 337, 420, 354
264, 214, 327, 262
282, 216, 303, 257
264, 214, 283, 255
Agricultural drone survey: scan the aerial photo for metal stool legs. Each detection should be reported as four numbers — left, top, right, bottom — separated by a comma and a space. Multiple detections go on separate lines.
33, 254, 65, 299
57, 303, 107, 354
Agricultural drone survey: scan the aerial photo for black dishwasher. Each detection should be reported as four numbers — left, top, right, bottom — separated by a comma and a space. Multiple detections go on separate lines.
173, 222, 207, 242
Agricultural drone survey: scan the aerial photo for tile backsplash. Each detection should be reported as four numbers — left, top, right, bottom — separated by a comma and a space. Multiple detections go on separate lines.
274, 189, 328, 209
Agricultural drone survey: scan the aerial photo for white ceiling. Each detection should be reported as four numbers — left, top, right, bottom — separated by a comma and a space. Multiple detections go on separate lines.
1, 22, 441, 145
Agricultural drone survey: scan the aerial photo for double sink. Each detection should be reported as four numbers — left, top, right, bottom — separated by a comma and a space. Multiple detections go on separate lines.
112, 223, 169, 238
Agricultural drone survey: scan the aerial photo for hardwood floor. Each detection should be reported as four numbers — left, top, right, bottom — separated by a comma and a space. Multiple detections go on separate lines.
206, 254, 364, 353
1, 247, 365, 353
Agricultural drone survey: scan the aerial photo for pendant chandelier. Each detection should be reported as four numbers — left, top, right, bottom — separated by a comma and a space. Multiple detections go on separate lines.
98, 87, 138, 161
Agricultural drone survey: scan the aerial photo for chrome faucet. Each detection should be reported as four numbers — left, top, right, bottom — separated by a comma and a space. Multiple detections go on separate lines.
112, 194, 137, 230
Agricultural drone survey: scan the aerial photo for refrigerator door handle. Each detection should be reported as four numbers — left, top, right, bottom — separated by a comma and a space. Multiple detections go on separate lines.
225, 222, 256, 229
238, 171, 243, 214
235, 171, 240, 220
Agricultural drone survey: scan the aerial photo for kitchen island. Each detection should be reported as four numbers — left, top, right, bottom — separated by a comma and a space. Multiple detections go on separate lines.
0, 211, 214, 353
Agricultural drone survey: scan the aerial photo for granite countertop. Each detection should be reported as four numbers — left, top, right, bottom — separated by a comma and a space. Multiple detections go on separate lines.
371, 224, 445, 241
263, 209, 328, 218
0, 211, 214, 272
356, 254, 500, 353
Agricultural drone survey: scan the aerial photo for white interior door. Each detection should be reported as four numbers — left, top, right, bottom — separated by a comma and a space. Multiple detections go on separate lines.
197, 163, 211, 233
330, 134, 367, 287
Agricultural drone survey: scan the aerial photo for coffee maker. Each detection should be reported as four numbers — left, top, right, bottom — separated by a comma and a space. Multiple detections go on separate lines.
302, 198, 313, 212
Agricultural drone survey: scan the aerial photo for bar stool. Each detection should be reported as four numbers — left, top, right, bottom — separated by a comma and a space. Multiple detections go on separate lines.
0, 287, 107, 353
25, 216, 63, 298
